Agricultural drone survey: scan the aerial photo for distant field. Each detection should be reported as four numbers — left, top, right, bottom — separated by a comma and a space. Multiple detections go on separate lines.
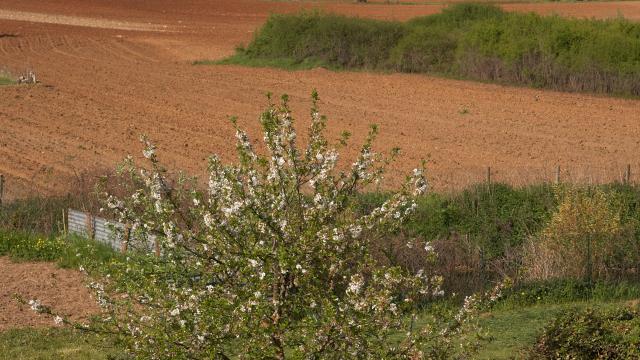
0, 0, 639, 201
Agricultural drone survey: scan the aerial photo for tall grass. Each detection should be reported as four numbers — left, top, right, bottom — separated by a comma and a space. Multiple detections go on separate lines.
227, 3, 640, 96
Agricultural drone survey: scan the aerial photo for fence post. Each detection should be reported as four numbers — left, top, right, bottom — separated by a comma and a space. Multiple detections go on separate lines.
486, 166, 491, 186
121, 223, 131, 253
625, 164, 631, 184
154, 238, 161, 257
62, 209, 67, 235
0, 174, 4, 206
555, 165, 561, 184
85, 214, 95, 239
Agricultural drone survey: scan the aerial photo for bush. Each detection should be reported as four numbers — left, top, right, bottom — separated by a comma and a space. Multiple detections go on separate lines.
244, 11, 405, 69
233, 3, 640, 96
0, 196, 71, 235
530, 306, 640, 359
523, 185, 640, 282
49, 91, 509, 359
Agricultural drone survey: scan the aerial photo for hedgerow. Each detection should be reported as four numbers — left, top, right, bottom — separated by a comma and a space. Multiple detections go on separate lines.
229, 3, 640, 96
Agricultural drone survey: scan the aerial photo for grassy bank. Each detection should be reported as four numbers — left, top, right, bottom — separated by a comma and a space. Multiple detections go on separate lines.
215, 3, 640, 97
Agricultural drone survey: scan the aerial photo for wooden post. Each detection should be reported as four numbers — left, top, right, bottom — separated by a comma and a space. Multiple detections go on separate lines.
625, 164, 631, 184
121, 223, 131, 253
0, 174, 4, 207
154, 238, 161, 257
555, 165, 561, 184
62, 209, 67, 235
486, 166, 491, 186
85, 214, 95, 239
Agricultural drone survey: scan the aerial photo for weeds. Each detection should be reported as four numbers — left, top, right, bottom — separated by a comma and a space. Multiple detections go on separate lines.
0, 230, 117, 268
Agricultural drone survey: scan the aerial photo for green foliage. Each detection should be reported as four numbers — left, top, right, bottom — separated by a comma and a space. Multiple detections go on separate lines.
0, 69, 14, 85
0, 231, 66, 262
524, 185, 640, 282
476, 300, 634, 360
243, 11, 405, 69
530, 305, 640, 359
361, 183, 556, 261
227, 3, 640, 96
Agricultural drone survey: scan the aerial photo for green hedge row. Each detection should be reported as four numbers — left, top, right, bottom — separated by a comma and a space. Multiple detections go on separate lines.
232, 3, 640, 96
361, 182, 640, 262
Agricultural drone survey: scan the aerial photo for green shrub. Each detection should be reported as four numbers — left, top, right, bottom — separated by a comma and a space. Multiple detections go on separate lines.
523, 185, 640, 282
389, 26, 457, 73
530, 306, 640, 359
244, 11, 405, 69
231, 3, 640, 96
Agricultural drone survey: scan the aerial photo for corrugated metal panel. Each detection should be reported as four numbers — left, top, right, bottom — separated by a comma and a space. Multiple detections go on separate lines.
68, 209, 90, 237
67, 209, 160, 253
68, 209, 120, 250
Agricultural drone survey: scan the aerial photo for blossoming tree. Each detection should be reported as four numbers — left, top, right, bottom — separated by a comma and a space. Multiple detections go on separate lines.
80, 92, 490, 359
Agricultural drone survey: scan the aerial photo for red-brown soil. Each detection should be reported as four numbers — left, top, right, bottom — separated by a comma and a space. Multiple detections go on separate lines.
1, 0, 640, 199
0, 257, 99, 330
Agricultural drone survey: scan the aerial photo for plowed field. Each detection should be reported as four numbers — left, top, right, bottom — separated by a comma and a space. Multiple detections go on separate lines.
2, 0, 640, 199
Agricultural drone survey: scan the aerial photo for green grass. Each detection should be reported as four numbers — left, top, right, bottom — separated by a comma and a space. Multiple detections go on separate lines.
211, 3, 640, 97
476, 300, 632, 359
0, 300, 632, 359
0, 76, 14, 86
195, 55, 334, 71
0, 230, 118, 269
0, 328, 126, 360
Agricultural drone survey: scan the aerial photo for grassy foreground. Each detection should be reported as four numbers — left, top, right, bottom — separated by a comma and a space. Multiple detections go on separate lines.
213, 3, 640, 97
3, 180, 640, 357
1, 229, 639, 358
0, 297, 634, 359
0, 328, 125, 360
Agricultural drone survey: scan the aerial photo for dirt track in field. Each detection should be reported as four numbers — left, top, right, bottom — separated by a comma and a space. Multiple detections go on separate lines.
0, 257, 98, 330
1, 0, 640, 199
